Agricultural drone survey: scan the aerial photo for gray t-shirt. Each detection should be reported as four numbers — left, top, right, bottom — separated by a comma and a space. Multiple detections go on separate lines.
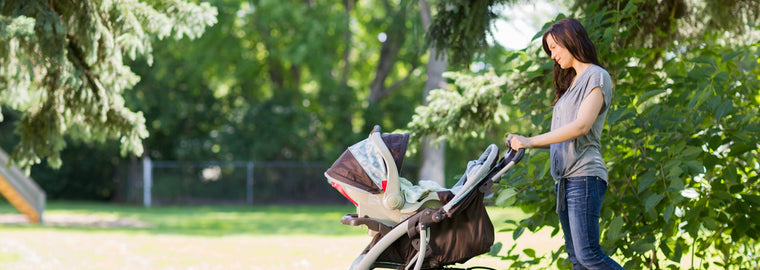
550, 64, 612, 183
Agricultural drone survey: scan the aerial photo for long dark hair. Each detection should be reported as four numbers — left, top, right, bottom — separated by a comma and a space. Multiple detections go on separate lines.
542, 18, 601, 105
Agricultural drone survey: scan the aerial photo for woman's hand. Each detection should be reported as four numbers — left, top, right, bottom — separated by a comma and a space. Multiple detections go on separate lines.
506, 134, 531, 151
504, 87, 605, 151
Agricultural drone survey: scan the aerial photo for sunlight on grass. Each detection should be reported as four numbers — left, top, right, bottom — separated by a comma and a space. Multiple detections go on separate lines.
1, 201, 361, 235
0, 201, 529, 236
0, 202, 530, 239
0, 201, 549, 269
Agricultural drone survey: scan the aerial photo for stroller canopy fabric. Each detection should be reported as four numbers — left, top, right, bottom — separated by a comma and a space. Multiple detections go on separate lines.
326, 133, 409, 194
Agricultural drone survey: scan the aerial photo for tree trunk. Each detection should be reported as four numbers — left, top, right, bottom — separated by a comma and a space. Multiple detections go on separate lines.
367, 1, 407, 104
418, 0, 447, 186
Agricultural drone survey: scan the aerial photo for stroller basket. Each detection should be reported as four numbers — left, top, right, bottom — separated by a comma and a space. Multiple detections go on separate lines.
325, 126, 523, 270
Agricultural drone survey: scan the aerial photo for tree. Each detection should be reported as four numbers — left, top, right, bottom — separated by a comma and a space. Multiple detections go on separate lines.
0, 0, 217, 170
127, 0, 435, 164
418, 0, 447, 185
415, 0, 760, 268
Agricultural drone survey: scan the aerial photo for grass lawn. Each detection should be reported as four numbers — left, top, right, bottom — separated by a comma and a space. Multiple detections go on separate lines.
0, 201, 561, 269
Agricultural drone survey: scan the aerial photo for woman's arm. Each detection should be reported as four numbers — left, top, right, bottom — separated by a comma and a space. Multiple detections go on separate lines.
507, 87, 604, 150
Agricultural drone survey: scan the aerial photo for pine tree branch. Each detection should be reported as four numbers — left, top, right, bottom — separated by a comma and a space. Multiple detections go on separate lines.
65, 33, 105, 100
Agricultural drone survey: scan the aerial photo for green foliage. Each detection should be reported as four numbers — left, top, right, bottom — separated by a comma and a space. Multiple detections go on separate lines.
0, 0, 217, 170
427, 0, 518, 68
28, 141, 122, 201
126, 0, 432, 163
415, 0, 760, 268
407, 71, 509, 143
2, 0, 439, 200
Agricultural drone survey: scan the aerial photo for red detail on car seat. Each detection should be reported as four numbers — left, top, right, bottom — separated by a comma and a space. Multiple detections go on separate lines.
382, 180, 388, 192
331, 182, 358, 206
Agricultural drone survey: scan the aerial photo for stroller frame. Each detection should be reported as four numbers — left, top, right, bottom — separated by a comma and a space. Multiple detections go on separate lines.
326, 126, 524, 270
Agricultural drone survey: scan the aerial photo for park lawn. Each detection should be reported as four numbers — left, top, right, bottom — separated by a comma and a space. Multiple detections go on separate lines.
0, 201, 559, 269
0, 201, 364, 235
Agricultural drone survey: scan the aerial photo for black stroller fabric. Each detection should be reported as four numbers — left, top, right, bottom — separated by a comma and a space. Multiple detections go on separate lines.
362, 186, 494, 269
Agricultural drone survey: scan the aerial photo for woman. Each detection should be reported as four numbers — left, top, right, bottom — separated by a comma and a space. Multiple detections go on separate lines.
506, 18, 624, 270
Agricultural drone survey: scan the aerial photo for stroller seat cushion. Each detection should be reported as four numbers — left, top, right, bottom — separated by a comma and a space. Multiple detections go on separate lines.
399, 178, 446, 204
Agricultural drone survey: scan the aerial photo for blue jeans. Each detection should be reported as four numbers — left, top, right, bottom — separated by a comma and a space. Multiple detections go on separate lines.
557, 176, 624, 270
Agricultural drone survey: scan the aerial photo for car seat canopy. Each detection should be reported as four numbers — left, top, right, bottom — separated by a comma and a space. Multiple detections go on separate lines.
325, 132, 409, 194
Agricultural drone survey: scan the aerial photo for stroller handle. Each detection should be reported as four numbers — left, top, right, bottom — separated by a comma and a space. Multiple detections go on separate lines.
511, 148, 525, 163
490, 148, 525, 182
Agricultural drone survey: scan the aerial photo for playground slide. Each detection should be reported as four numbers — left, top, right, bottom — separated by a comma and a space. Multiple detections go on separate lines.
0, 148, 45, 223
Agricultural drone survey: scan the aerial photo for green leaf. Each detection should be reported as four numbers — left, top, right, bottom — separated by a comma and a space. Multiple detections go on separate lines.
513, 226, 525, 240
637, 170, 657, 194
495, 187, 517, 206
631, 238, 656, 253
668, 176, 684, 191
728, 184, 743, 194
729, 143, 753, 156
671, 240, 684, 263
679, 146, 702, 160
714, 71, 729, 83
731, 216, 750, 241
606, 216, 625, 240
503, 51, 521, 64
703, 154, 719, 168
685, 221, 700, 238
686, 160, 704, 174
703, 217, 718, 230
608, 107, 635, 126
715, 99, 733, 120
687, 65, 716, 79
721, 50, 742, 62
645, 194, 665, 212
523, 248, 537, 258
724, 167, 738, 184
636, 89, 665, 106
691, 56, 717, 67
489, 242, 503, 256
744, 195, 760, 205
688, 85, 711, 110
663, 204, 675, 222
667, 163, 684, 179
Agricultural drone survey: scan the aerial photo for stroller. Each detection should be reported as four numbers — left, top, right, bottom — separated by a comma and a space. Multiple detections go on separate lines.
325, 126, 523, 270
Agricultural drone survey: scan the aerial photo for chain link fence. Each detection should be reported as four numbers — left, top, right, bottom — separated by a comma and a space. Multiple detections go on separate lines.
119, 158, 360, 206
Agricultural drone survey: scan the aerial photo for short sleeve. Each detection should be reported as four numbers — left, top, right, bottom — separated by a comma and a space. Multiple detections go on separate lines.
585, 66, 613, 114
